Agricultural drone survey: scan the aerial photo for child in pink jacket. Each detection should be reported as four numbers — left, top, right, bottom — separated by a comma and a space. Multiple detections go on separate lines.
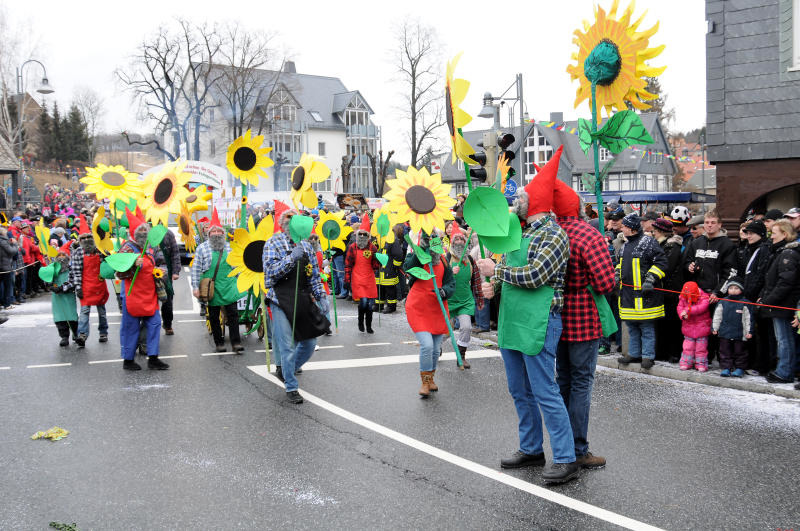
677, 281, 712, 371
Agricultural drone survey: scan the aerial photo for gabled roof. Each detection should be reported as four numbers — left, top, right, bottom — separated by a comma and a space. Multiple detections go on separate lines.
331, 90, 374, 114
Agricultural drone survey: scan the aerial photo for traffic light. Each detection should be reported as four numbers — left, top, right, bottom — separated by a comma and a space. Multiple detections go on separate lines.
468, 151, 488, 182
497, 133, 516, 164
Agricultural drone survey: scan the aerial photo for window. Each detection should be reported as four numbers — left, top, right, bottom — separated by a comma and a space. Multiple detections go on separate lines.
310, 111, 323, 122
318, 142, 326, 156
644, 151, 651, 163
599, 148, 611, 162
654, 152, 663, 164
210, 139, 215, 157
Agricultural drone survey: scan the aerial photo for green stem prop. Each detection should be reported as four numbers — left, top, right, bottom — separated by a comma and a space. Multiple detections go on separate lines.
327, 241, 338, 330
291, 261, 300, 345
591, 82, 606, 236
428, 261, 463, 369
126, 246, 148, 296
262, 296, 271, 370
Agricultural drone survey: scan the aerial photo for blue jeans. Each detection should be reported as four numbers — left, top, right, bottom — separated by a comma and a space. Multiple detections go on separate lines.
120, 305, 160, 360
0, 271, 14, 306
556, 339, 599, 458
358, 297, 373, 311
500, 312, 576, 463
626, 321, 655, 360
474, 301, 490, 330
416, 331, 445, 371
332, 255, 346, 295
271, 303, 317, 392
772, 317, 797, 381
78, 304, 108, 337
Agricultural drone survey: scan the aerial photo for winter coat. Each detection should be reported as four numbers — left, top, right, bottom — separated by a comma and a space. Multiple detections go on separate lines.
677, 291, 712, 339
658, 234, 684, 294
759, 240, 800, 319
739, 240, 771, 302
0, 230, 18, 272
682, 231, 737, 296
617, 231, 669, 321
712, 297, 753, 340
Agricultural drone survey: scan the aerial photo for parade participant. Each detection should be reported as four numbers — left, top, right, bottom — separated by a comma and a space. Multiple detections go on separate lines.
477, 146, 580, 484
616, 213, 668, 370
18, 222, 41, 297
376, 223, 405, 314
404, 230, 454, 397
116, 209, 169, 371
446, 223, 484, 369
42, 250, 79, 346
309, 232, 332, 332
69, 215, 109, 347
191, 209, 245, 353
159, 227, 181, 335
344, 215, 379, 333
262, 209, 329, 404
553, 179, 616, 470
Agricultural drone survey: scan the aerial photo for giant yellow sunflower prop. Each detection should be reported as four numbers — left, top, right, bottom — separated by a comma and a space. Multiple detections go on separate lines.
184, 184, 213, 214
315, 210, 352, 252
383, 166, 455, 236
177, 201, 196, 252
371, 206, 400, 247
445, 53, 477, 165
226, 129, 274, 187
35, 219, 58, 258
290, 153, 330, 209
566, 0, 665, 115
91, 206, 114, 256
81, 164, 142, 205
141, 160, 192, 226
227, 215, 274, 296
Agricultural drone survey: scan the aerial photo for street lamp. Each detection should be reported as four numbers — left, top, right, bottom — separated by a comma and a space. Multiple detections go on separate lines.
14, 59, 54, 205
477, 75, 525, 185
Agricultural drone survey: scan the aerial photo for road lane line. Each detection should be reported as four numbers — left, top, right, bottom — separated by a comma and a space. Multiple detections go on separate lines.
27, 363, 72, 369
88, 359, 124, 364
247, 365, 663, 531
254, 349, 272, 353
356, 342, 391, 347
402, 340, 419, 344
12, 310, 198, 319
273, 350, 500, 371
158, 355, 188, 359
0, 366, 10, 370
201, 352, 237, 356
186, 274, 200, 314
317, 345, 344, 350
177, 319, 205, 323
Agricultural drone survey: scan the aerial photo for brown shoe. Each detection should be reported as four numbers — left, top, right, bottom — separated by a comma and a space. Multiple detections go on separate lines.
458, 345, 470, 369
428, 370, 438, 392
576, 452, 606, 469
419, 371, 433, 398
164, 328, 174, 336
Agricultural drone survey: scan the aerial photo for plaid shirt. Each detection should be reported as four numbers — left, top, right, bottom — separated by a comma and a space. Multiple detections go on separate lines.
190, 240, 232, 289
262, 232, 324, 305
556, 216, 616, 341
68, 246, 86, 288
492, 216, 568, 312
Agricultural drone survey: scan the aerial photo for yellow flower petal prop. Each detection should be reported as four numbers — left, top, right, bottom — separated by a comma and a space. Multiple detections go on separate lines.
152, 268, 164, 279
290, 153, 330, 209
35, 219, 58, 258
383, 166, 455, 236
140, 159, 192, 227
80, 163, 143, 205
370, 207, 400, 247
92, 206, 114, 256
226, 129, 274, 187
184, 184, 212, 214
445, 53, 477, 165
315, 210, 352, 252
566, 0, 665, 116
497, 154, 512, 193
226, 215, 274, 296
177, 201, 197, 253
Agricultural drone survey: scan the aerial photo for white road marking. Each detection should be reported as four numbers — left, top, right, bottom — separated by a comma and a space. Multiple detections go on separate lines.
317, 345, 344, 350
355, 342, 391, 347
12, 310, 199, 320
88, 359, 123, 365
402, 340, 419, 344
259, 350, 500, 372
246, 365, 662, 531
254, 349, 272, 353
158, 355, 188, 360
177, 319, 205, 323
201, 351, 236, 356
0, 366, 10, 370
27, 363, 72, 369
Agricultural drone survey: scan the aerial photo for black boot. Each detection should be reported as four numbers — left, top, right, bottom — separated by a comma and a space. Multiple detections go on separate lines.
459, 345, 470, 369
147, 356, 170, 370
59, 337, 69, 347
365, 310, 374, 334
358, 307, 365, 332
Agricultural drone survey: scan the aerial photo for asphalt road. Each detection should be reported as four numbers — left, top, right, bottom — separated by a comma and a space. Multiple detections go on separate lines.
2, 274, 800, 530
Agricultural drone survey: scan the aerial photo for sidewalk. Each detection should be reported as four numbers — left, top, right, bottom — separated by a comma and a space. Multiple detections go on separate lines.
473, 329, 800, 400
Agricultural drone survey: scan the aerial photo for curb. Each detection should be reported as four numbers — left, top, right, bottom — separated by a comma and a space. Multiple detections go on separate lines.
473, 330, 800, 400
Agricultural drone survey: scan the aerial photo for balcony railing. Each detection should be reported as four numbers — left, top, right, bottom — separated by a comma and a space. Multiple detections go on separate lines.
346, 124, 377, 137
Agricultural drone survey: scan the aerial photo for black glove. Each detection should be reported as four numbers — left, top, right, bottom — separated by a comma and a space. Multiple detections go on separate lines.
76, 289, 83, 300
435, 288, 446, 299
49, 284, 60, 294
290, 246, 306, 263
641, 274, 655, 294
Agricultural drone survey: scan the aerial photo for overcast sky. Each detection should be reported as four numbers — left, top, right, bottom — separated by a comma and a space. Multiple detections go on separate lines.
6, 0, 707, 165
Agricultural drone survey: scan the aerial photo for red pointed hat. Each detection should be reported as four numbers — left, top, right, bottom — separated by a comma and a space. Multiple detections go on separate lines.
360, 213, 371, 232
273, 200, 290, 233
197, 216, 210, 224
78, 214, 91, 235
523, 145, 563, 218
210, 207, 222, 228
125, 207, 146, 234
553, 179, 581, 217
449, 222, 464, 239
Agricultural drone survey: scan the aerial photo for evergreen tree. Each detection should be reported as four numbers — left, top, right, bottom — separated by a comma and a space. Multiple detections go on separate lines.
51, 102, 65, 161
64, 104, 89, 162
37, 101, 53, 160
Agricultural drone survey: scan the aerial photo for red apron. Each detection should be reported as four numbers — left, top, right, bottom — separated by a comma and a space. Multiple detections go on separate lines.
405, 259, 450, 334
81, 253, 110, 306
351, 248, 378, 299
122, 254, 159, 317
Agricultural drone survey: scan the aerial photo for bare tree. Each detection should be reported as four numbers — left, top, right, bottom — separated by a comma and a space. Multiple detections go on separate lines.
341, 154, 355, 193
73, 86, 105, 163
367, 149, 395, 197
394, 19, 445, 167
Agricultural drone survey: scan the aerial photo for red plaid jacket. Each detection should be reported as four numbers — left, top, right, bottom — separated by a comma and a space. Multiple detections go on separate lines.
556, 216, 616, 342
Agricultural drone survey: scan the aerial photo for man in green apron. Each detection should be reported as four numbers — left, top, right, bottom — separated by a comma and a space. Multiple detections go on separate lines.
476, 146, 580, 485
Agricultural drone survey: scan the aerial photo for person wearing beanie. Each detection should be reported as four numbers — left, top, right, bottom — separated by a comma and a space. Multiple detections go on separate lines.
553, 179, 616, 471
652, 217, 685, 363
477, 146, 581, 485
763, 208, 783, 235
344, 215, 380, 333
69, 214, 110, 347
738, 219, 772, 374
712, 277, 753, 377
616, 212, 669, 370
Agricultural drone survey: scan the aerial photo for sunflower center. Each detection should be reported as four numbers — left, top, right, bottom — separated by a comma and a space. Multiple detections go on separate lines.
101, 171, 125, 187
321, 219, 341, 241
179, 215, 190, 234
292, 166, 305, 191
185, 194, 197, 204
154, 178, 174, 205
584, 39, 622, 87
405, 185, 437, 215
234, 147, 257, 171
243, 241, 265, 272
445, 86, 455, 137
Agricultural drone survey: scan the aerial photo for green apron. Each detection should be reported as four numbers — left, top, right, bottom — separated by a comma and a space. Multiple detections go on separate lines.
202, 251, 244, 307
52, 266, 78, 322
587, 286, 618, 337
497, 237, 554, 355
448, 257, 475, 316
